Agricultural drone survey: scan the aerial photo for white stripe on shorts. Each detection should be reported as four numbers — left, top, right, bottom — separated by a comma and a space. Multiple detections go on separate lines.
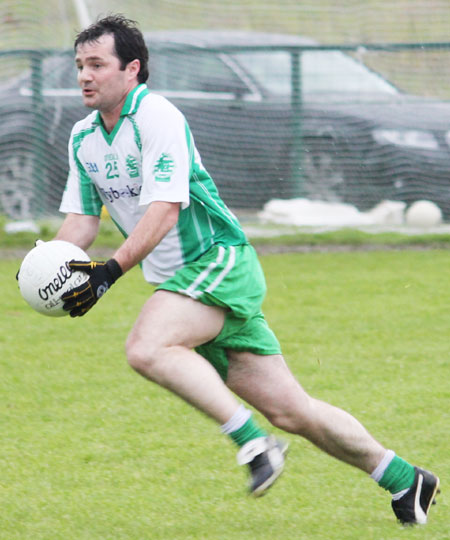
183, 246, 225, 299
205, 245, 236, 294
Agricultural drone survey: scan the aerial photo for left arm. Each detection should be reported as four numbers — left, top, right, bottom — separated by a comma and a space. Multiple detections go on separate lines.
61, 201, 180, 317
113, 200, 180, 274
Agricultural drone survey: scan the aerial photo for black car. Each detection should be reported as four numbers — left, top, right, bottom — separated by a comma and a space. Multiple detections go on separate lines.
1, 30, 449, 219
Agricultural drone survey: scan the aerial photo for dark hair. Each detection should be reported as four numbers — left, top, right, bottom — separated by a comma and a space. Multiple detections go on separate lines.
74, 14, 149, 83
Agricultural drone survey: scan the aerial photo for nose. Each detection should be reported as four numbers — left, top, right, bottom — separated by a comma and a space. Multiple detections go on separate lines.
78, 66, 93, 84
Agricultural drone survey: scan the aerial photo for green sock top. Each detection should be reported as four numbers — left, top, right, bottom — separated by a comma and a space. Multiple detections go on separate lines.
229, 417, 267, 448
378, 455, 415, 494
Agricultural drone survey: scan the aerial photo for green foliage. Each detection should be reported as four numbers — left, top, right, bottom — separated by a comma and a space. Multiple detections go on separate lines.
1, 250, 449, 539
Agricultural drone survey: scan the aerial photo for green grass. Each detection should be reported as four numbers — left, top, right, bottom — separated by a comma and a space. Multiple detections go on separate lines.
1, 249, 449, 539
250, 227, 450, 249
0, 215, 123, 250
2, 213, 450, 251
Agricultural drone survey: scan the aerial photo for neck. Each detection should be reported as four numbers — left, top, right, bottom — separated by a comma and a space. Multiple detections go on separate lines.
99, 83, 140, 133
101, 110, 121, 134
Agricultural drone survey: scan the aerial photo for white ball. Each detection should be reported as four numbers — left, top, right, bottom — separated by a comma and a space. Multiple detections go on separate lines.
18, 240, 90, 317
405, 200, 443, 227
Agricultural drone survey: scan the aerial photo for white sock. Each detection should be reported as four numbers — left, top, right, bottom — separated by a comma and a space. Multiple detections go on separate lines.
220, 404, 251, 435
370, 449, 396, 483
392, 488, 409, 501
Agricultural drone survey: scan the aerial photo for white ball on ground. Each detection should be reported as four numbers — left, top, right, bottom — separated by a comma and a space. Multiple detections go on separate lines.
405, 200, 443, 227
17, 240, 90, 317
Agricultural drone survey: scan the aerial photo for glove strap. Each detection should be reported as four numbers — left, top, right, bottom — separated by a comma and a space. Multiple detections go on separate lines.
105, 258, 123, 283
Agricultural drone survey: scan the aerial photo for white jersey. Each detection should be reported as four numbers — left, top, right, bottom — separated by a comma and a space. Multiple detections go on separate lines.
60, 84, 246, 284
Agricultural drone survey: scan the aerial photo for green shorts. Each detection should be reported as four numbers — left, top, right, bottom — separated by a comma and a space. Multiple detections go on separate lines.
156, 244, 281, 380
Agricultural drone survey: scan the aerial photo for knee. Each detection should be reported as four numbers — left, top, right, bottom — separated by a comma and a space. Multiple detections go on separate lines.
265, 394, 316, 436
125, 333, 160, 376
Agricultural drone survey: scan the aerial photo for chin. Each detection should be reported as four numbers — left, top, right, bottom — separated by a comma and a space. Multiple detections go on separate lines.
83, 97, 97, 109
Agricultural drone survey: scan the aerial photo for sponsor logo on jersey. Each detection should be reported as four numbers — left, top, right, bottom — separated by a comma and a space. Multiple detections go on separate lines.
86, 162, 99, 173
153, 152, 175, 182
126, 154, 140, 178
99, 183, 142, 203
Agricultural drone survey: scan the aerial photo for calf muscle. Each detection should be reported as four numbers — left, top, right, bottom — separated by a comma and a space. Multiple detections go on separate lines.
226, 351, 385, 473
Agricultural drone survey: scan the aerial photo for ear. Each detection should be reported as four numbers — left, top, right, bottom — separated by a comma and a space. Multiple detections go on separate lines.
127, 59, 141, 81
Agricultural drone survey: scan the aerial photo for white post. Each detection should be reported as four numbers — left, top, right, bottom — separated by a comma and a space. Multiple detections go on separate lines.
72, 0, 91, 27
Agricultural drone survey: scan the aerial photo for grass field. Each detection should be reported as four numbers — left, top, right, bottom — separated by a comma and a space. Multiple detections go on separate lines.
1, 248, 449, 539
1, 3, 449, 536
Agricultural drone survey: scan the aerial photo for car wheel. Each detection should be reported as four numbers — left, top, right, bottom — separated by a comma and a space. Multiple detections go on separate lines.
300, 138, 353, 203
0, 149, 35, 220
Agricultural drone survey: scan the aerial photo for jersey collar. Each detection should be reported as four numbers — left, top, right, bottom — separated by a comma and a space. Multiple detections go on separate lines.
91, 84, 150, 145
121, 83, 150, 116
92, 84, 150, 126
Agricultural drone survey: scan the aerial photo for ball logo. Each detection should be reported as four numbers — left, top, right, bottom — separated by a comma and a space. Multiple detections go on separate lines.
38, 262, 73, 301
19, 240, 91, 317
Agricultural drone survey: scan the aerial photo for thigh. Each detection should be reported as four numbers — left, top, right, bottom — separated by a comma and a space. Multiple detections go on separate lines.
197, 310, 282, 382
226, 350, 310, 418
129, 289, 226, 349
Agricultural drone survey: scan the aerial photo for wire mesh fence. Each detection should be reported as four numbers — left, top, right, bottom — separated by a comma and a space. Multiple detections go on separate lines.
1, 1, 449, 220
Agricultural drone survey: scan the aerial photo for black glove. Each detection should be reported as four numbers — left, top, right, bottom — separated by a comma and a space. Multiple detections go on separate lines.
62, 259, 123, 317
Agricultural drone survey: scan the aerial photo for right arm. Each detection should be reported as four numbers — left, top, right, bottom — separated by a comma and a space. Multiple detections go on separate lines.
55, 212, 100, 251
56, 116, 102, 251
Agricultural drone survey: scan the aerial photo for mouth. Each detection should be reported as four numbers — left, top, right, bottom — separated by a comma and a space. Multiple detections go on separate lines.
82, 88, 95, 97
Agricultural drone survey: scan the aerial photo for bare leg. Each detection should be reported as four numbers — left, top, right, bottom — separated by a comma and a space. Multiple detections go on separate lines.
226, 351, 386, 473
126, 290, 240, 424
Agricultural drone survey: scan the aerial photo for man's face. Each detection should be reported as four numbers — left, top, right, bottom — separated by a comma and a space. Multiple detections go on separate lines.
75, 33, 136, 114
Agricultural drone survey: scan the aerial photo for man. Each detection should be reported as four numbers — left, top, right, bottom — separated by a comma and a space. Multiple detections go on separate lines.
56, 14, 439, 524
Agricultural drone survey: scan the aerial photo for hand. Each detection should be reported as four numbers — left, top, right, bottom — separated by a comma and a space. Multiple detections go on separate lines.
62, 259, 123, 317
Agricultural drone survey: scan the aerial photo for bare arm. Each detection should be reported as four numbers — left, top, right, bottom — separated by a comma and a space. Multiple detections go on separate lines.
55, 213, 100, 251
113, 201, 180, 273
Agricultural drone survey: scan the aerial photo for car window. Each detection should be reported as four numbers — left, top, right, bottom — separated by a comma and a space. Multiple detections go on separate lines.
302, 51, 398, 94
233, 50, 399, 96
232, 51, 291, 95
149, 50, 251, 95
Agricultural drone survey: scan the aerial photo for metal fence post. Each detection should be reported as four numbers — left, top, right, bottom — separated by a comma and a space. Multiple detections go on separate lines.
30, 50, 45, 217
290, 49, 303, 197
